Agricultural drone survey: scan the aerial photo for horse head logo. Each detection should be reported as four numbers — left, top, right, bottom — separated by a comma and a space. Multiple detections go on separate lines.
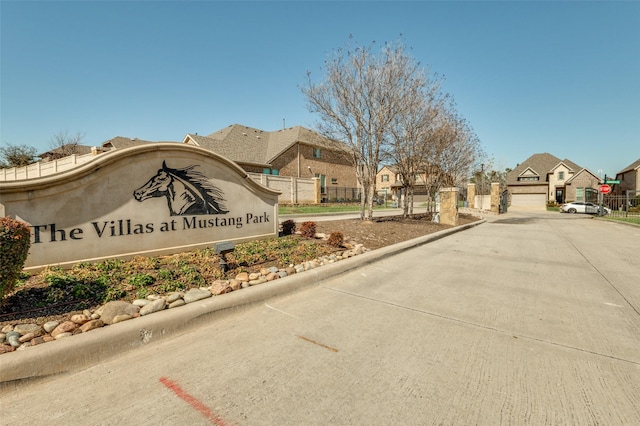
133, 161, 229, 216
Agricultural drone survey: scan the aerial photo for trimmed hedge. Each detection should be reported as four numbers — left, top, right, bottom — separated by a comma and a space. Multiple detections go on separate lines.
0, 217, 31, 300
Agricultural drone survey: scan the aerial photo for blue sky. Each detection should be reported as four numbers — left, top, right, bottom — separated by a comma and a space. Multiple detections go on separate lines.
1, 1, 638, 177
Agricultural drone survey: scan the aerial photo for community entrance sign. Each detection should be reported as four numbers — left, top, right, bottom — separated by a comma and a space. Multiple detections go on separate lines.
0, 144, 280, 270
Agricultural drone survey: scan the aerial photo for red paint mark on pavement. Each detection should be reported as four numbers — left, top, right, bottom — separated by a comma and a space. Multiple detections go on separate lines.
160, 376, 229, 426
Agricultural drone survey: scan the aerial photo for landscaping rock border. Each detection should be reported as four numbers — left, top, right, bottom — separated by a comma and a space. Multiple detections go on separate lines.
0, 244, 366, 355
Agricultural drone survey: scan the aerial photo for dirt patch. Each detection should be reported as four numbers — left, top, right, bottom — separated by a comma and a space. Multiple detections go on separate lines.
314, 213, 477, 250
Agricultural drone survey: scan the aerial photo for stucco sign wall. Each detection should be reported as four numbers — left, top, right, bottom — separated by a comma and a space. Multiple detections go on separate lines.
0, 144, 280, 270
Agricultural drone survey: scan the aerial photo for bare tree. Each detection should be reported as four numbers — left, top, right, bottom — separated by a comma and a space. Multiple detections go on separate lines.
0, 143, 37, 168
48, 130, 85, 159
388, 72, 447, 217
303, 39, 426, 220
422, 107, 485, 212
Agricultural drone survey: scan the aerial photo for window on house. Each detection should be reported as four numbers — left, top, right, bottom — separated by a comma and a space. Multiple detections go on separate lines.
518, 176, 539, 181
382, 174, 389, 182
331, 178, 337, 184
558, 171, 564, 180
312, 148, 321, 158
576, 188, 584, 202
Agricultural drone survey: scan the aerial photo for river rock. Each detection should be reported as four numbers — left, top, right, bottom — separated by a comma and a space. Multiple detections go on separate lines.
210, 281, 231, 296
7, 332, 21, 347
18, 333, 35, 343
112, 314, 133, 324
168, 299, 186, 309
249, 272, 261, 280
139, 298, 166, 315
54, 332, 73, 340
43, 321, 59, 333
165, 292, 183, 304
96, 301, 140, 325
235, 272, 249, 282
0, 333, 5, 344
30, 336, 46, 346
183, 288, 212, 303
71, 314, 90, 325
249, 277, 267, 286
51, 321, 77, 338
0, 344, 15, 354
1, 325, 14, 333
229, 279, 242, 291
14, 323, 43, 337
79, 319, 104, 332
285, 267, 296, 276
266, 272, 278, 281
133, 299, 150, 307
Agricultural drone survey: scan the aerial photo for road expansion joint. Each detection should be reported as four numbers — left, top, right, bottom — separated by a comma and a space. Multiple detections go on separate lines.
323, 286, 640, 366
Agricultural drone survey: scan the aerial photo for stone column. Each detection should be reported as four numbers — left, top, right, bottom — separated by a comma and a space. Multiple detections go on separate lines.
313, 177, 321, 204
467, 183, 476, 209
439, 187, 459, 226
490, 182, 500, 214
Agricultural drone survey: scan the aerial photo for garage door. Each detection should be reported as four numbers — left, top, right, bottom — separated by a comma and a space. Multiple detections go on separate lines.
511, 193, 546, 210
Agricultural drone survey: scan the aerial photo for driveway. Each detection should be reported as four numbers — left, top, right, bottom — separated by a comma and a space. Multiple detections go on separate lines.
2, 211, 639, 425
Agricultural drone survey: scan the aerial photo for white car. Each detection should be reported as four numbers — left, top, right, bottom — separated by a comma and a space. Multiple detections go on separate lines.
560, 202, 610, 215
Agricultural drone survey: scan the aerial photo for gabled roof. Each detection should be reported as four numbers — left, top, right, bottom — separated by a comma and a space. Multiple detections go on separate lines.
618, 158, 640, 174
550, 159, 581, 173
565, 168, 599, 184
101, 136, 161, 150
184, 124, 349, 167
38, 144, 94, 158
507, 153, 584, 185
517, 166, 540, 178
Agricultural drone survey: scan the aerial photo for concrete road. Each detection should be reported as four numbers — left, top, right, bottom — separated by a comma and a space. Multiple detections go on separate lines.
2, 212, 639, 425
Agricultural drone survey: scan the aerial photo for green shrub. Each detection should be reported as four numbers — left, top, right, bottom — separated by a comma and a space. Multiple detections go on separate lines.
281, 220, 296, 236
300, 221, 317, 239
128, 273, 155, 288
0, 217, 31, 300
327, 231, 344, 247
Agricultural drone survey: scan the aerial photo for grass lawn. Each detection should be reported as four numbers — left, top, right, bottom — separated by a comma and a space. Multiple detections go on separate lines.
598, 216, 640, 225
278, 204, 396, 215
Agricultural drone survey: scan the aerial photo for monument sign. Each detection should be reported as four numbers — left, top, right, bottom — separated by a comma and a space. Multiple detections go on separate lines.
0, 144, 280, 270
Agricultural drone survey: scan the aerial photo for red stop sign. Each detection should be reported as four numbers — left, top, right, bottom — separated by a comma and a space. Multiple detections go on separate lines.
599, 184, 612, 194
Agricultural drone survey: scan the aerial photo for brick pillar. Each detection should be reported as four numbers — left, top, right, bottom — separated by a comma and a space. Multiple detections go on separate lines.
490, 182, 500, 214
313, 177, 321, 204
467, 183, 476, 209
439, 187, 459, 226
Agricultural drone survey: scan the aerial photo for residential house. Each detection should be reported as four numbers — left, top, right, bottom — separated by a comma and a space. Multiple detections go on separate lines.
614, 158, 640, 196
507, 153, 600, 209
38, 144, 95, 162
375, 164, 434, 201
183, 124, 357, 195
376, 165, 399, 196
101, 136, 167, 151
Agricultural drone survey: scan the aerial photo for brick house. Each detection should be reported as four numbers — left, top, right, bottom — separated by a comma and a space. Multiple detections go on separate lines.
507, 153, 600, 209
614, 158, 640, 195
376, 164, 435, 202
183, 124, 357, 195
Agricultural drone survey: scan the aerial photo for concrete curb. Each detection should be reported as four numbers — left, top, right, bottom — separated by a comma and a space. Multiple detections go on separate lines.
0, 219, 485, 388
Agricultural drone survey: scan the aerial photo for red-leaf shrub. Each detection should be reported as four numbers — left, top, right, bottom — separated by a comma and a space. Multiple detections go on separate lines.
327, 231, 344, 247
299, 221, 317, 239
281, 220, 296, 236
0, 217, 31, 300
